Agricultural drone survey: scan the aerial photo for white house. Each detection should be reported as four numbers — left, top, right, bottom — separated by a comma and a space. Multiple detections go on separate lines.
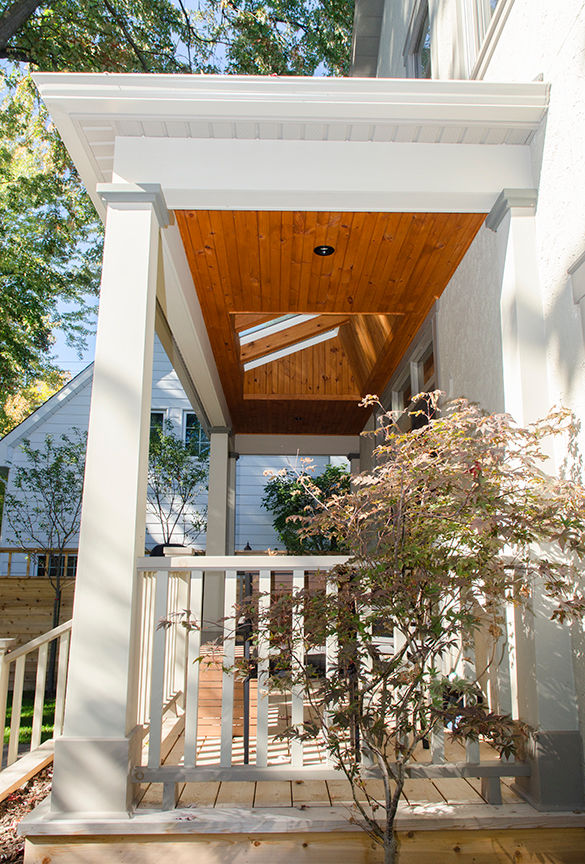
11, 0, 585, 860
0, 334, 342, 576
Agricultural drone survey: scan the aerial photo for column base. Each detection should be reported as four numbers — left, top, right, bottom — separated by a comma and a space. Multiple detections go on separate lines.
51, 735, 137, 814
513, 730, 585, 811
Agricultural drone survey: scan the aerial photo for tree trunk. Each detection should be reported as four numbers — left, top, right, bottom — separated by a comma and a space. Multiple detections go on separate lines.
384, 829, 398, 864
0, 0, 44, 50
47, 570, 62, 696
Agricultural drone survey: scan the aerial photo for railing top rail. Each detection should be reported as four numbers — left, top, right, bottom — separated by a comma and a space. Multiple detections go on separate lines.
6, 619, 72, 662
0, 547, 78, 554
136, 554, 350, 572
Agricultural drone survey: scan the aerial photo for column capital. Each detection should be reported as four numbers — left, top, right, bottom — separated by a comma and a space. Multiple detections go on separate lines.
485, 188, 538, 232
96, 182, 170, 228
209, 426, 231, 435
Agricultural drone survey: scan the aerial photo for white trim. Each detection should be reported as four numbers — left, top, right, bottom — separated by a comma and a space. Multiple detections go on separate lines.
243, 328, 340, 371
239, 315, 317, 345
403, 0, 431, 79
471, 0, 516, 80
233, 434, 360, 455
0, 364, 94, 464
32, 74, 549, 218
97, 183, 170, 228
485, 188, 538, 232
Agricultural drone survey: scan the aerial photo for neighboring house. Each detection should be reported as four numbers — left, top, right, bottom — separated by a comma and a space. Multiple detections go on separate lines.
12, 1, 585, 861
0, 335, 344, 577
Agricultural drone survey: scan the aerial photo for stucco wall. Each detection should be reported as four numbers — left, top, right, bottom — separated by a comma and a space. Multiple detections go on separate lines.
436, 223, 506, 413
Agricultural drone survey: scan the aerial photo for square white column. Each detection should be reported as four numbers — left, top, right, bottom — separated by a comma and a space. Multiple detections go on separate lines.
51, 186, 168, 813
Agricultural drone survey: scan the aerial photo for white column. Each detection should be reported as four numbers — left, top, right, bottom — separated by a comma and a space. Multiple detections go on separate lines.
51, 185, 169, 814
203, 429, 231, 633
491, 190, 584, 809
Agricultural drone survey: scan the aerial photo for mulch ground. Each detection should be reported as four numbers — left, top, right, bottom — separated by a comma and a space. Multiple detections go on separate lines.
0, 768, 52, 863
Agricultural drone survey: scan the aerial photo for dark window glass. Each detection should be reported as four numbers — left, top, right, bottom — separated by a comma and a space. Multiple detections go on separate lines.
185, 412, 210, 458
37, 554, 77, 580
416, 9, 432, 78
150, 411, 165, 439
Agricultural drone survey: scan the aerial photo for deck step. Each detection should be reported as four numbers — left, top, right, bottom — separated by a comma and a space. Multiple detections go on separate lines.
0, 739, 54, 803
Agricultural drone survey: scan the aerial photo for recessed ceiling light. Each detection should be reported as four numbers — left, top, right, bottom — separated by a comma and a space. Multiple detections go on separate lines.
313, 245, 335, 257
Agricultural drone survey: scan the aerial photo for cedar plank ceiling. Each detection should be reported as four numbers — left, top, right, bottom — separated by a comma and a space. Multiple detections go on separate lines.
176, 210, 485, 435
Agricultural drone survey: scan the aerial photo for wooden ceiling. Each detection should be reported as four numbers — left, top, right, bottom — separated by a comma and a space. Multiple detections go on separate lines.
176, 210, 485, 435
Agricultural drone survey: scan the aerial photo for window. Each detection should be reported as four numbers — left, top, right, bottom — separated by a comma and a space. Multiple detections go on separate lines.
150, 411, 165, 439
404, 1, 432, 79
463, 0, 505, 77
184, 412, 209, 458
383, 316, 437, 433
37, 553, 77, 580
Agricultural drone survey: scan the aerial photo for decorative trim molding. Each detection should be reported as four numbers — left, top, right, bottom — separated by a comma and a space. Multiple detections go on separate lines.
485, 188, 538, 232
568, 250, 585, 342
96, 182, 170, 228
209, 426, 231, 436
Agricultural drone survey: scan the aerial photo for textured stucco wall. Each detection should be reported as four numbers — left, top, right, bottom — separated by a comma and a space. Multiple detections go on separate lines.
436, 223, 506, 413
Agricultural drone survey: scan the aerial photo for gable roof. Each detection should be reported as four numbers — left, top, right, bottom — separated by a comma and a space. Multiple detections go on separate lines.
0, 364, 94, 465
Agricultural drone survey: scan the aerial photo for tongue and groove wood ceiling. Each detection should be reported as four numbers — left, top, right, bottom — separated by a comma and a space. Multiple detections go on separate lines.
176, 210, 485, 435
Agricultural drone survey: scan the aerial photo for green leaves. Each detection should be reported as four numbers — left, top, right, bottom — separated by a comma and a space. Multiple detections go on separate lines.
0, 71, 102, 423
262, 463, 350, 552
147, 420, 208, 546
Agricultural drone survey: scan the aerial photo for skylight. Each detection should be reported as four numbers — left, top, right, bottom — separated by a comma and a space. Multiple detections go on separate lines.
243, 327, 340, 371
239, 314, 318, 345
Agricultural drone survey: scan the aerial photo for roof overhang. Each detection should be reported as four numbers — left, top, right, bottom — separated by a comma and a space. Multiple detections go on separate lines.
33, 74, 549, 437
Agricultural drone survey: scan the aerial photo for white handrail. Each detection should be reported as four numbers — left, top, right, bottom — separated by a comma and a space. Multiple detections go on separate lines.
1, 620, 72, 768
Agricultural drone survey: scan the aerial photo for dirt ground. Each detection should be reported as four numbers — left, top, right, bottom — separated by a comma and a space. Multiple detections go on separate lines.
0, 768, 52, 864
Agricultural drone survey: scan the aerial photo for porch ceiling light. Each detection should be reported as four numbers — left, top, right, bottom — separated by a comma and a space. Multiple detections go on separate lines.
314, 245, 335, 256
243, 327, 340, 371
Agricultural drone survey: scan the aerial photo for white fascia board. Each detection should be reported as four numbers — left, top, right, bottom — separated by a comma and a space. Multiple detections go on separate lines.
0, 364, 94, 465
160, 222, 231, 428
113, 137, 535, 214
33, 74, 549, 127
233, 433, 361, 456
243, 327, 340, 371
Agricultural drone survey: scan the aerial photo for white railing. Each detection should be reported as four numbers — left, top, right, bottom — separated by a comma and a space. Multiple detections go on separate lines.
132, 556, 529, 807
0, 621, 72, 768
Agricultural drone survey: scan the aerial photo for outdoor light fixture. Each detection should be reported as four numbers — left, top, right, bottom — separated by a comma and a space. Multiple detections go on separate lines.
313, 245, 335, 256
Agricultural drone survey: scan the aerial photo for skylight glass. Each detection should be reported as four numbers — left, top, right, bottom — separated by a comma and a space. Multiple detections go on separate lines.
239, 314, 318, 345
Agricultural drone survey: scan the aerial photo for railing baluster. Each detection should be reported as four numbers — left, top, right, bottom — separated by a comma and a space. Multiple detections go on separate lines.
430, 725, 445, 763
8, 654, 25, 765
324, 575, 338, 767
255, 569, 271, 768
184, 570, 203, 767
31, 642, 49, 750
220, 569, 237, 767
505, 597, 520, 721
0, 640, 14, 755
463, 639, 480, 764
54, 629, 70, 737
290, 568, 305, 768
148, 570, 169, 770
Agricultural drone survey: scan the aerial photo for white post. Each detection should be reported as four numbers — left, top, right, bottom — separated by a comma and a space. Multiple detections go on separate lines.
51, 185, 169, 814
491, 191, 584, 809
203, 429, 230, 634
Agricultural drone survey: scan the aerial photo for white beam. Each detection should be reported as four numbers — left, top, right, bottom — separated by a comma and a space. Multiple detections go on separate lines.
233, 434, 360, 456
243, 327, 340, 371
112, 137, 535, 214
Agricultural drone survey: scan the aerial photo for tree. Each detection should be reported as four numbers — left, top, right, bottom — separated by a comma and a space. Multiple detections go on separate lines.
241, 396, 585, 864
4, 430, 86, 687
0, 71, 102, 425
0, 368, 71, 437
262, 462, 350, 552
147, 420, 208, 548
0, 0, 352, 75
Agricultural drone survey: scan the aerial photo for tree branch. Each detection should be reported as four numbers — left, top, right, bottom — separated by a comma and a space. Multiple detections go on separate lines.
0, 0, 44, 51
102, 0, 151, 72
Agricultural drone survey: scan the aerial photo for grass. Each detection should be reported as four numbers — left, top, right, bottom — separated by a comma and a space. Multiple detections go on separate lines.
3, 694, 55, 746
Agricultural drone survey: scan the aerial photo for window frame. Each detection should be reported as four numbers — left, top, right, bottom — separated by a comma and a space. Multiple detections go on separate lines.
404, 0, 432, 79
183, 410, 210, 458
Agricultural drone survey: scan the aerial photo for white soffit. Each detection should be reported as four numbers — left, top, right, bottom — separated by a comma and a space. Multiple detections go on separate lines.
33, 74, 549, 219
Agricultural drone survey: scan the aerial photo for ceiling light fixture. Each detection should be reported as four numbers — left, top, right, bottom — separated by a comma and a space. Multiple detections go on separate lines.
313, 245, 335, 257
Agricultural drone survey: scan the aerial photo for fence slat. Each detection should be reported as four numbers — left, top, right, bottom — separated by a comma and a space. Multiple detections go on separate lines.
184, 570, 204, 767
220, 569, 237, 768
31, 642, 49, 750
290, 569, 305, 769
148, 570, 170, 770
8, 655, 25, 765
255, 569, 271, 768
54, 629, 70, 737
